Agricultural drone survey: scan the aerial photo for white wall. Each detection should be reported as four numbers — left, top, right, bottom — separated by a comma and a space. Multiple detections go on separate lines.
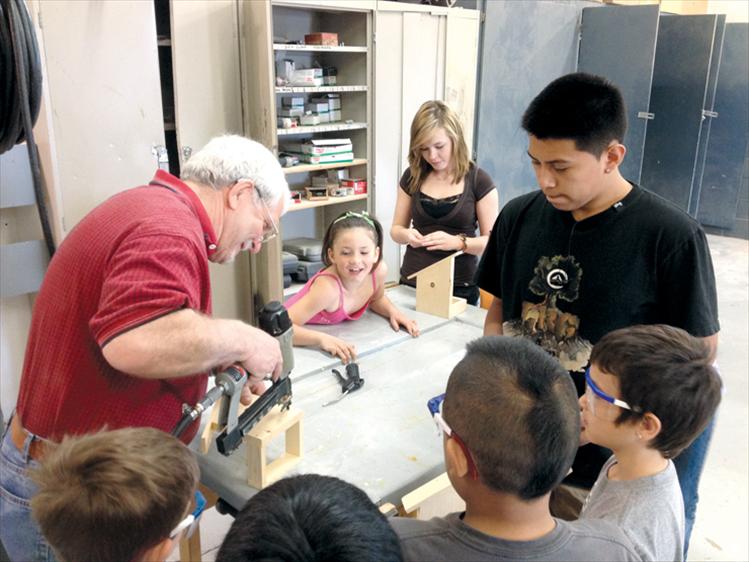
707, 0, 749, 22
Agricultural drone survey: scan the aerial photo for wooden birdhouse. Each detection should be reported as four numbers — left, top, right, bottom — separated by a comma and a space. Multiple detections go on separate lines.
407, 251, 467, 319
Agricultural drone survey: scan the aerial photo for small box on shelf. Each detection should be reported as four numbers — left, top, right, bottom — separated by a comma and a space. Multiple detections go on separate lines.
305, 186, 329, 201
341, 177, 367, 194
300, 114, 321, 126
283, 138, 352, 155
282, 96, 304, 108
304, 32, 338, 46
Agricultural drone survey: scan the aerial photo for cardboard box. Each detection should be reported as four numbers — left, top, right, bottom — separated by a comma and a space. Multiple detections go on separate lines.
300, 114, 321, 126
329, 110, 342, 122
276, 59, 294, 80
277, 117, 298, 129
289, 68, 323, 87
299, 152, 354, 165
305, 102, 329, 114
311, 173, 329, 187
279, 107, 304, 118
282, 96, 304, 108
304, 32, 338, 46
284, 139, 352, 155
341, 178, 367, 194
317, 112, 331, 124
323, 76, 337, 86
305, 186, 329, 201
309, 94, 341, 110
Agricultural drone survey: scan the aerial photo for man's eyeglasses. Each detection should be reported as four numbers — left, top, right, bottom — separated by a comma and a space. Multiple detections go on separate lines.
427, 394, 479, 480
255, 191, 279, 244
584, 367, 640, 420
169, 489, 206, 540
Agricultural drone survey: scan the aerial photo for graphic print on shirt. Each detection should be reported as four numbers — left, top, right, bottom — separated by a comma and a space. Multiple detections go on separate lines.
505, 255, 592, 372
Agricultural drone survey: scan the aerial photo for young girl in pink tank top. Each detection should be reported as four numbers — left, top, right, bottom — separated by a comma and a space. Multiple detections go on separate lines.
285, 211, 419, 363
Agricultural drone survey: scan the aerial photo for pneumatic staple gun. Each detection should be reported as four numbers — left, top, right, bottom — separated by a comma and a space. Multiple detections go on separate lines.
171, 301, 294, 456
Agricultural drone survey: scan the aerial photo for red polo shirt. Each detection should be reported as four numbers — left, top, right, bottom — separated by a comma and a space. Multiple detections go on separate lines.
17, 170, 217, 443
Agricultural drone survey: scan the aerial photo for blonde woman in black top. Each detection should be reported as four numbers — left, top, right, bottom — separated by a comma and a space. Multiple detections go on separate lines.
390, 100, 499, 305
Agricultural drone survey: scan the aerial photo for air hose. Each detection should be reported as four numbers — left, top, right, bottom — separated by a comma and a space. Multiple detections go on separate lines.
1, 0, 55, 257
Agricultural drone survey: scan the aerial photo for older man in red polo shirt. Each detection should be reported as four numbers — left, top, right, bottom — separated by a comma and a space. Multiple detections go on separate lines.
0, 135, 290, 561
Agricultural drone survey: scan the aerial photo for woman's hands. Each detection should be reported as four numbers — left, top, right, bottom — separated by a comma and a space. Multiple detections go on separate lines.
420, 230, 464, 252
404, 228, 425, 248
318, 333, 357, 364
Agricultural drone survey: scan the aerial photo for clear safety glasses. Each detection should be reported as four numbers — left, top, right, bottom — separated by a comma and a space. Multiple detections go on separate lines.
427, 394, 479, 480
584, 367, 640, 421
169, 490, 206, 540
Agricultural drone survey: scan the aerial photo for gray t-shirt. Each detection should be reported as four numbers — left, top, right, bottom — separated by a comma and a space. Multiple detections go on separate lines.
391, 512, 640, 561
580, 455, 684, 562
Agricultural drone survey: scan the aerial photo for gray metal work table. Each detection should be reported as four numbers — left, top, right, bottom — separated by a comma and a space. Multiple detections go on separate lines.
196, 286, 487, 511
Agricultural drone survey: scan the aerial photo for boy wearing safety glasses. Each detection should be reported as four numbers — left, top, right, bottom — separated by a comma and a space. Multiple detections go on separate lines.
29, 427, 201, 562
391, 336, 639, 561
579, 325, 722, 562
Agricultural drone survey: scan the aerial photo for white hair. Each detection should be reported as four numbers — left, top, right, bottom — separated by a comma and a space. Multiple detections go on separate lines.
181, 135, 289, 207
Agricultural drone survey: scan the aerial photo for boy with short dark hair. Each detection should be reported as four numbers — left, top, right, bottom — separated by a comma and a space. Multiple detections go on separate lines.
30, 427, 200, 562
217, 474, 403, 562
391, 336, 639, 561
579, 324, 722, 561
478, 72, 719, 553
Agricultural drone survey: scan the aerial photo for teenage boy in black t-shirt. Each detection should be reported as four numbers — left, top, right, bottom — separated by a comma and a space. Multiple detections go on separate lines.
477, 72, 720, 556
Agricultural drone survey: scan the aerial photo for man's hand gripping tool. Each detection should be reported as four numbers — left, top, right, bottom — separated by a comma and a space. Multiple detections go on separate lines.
172, 301, 294, 457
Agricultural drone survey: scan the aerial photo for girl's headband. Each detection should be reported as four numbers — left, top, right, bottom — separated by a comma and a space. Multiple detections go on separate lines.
333, 211, 376, 229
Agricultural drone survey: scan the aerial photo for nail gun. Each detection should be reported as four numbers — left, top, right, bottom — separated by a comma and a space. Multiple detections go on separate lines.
171, 301, 295, 457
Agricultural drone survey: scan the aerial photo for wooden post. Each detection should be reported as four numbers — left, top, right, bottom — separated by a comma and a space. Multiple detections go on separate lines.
406, 251, 467, 319
245, 406, 304, 489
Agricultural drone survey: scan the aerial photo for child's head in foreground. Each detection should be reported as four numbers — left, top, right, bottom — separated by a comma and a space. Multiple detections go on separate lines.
217, 474, 403, 562
581, 324, 722, 458
438, 336, 580, 501
30, 427, 199, 562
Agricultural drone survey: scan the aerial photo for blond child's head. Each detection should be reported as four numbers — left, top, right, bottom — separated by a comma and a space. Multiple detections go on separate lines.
30, 427, 200, 562
405, 100, 472, 194
581, 324, 722, 458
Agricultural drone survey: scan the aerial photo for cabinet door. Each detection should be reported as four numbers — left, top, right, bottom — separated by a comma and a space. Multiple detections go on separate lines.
375, 10, 406, 283
445, 11, 479, 152
640, 14, 719, 215
171, 0, 249, 321
171, 0, 243, 163
375, 9, 447, 283
35, 1, 165, 232
697, 23, 749, 229
691, 15, 726, 216
577, 4, 660, 185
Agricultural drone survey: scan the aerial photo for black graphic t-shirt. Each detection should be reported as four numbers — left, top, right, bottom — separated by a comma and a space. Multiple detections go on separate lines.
477, 183, 719, 487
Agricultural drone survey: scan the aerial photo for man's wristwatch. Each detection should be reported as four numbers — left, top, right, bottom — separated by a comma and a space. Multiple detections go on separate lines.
458, 233, 468, 251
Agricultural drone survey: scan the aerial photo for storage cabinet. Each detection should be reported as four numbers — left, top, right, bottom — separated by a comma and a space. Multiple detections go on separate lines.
240, 0, 374, 311
697, 23, 749, 233
640, 13, 726, 216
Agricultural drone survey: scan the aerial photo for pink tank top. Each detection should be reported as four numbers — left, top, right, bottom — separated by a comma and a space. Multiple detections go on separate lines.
285, 269, 377, 325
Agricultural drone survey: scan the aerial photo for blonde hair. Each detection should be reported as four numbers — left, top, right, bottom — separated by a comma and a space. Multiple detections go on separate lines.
406, 100, 472, 194
30, 427, 199, 562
